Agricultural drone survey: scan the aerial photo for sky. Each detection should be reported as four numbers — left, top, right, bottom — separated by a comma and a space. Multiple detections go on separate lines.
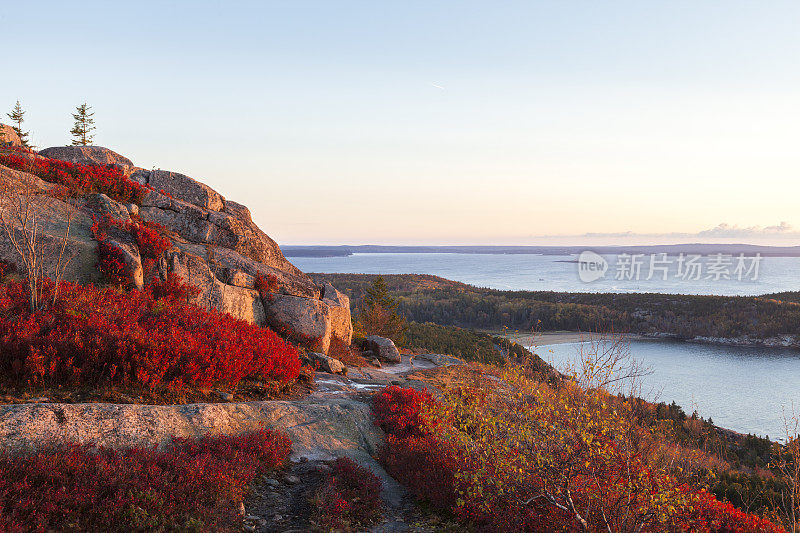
2, 1, 799, 245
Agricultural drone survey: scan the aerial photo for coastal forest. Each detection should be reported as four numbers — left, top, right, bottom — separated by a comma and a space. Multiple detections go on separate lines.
313, 273, 800, 341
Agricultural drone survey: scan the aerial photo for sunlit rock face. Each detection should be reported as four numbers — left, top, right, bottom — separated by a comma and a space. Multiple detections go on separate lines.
0, 145, 352, 355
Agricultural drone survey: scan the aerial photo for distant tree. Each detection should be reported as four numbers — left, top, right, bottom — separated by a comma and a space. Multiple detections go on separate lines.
70, 103, 95, 146
354, 276, 407, 345
7, 101, 30, 147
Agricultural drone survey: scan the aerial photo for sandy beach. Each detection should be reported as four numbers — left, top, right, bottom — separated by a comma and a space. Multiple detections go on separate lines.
499, 330, 644, 348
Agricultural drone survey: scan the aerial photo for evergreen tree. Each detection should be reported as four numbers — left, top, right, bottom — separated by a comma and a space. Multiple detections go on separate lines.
354, 276, 407, 345
7, 101, 30, 147
70, 103, 95, 146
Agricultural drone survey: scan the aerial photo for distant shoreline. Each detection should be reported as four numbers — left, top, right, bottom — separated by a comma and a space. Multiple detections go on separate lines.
283, 243, 800, 258
498, 330, 800, 350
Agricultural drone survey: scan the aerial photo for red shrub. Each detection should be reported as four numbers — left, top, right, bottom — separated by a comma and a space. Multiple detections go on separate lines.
255, 272, 280, 296
0, 429, 291, 533
0, 147, 146, 204
373, 387, 459, 511
96, 241, 130, 286
675, 489, 787, 533
254, 273, 281, 305
150, 272, 202, 301
92, 215, 171, 261
91, 215, 172, 285
310, 458, 383, 531
129, 219, 171, 259
0, 279, 301, 391
372, 385, 435, 438
379, 434, 459, 511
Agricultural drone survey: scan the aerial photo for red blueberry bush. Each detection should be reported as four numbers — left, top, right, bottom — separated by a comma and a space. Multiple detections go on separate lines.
0, 146, 146, 204
150, 272, 202, 301
0, 429, 291, 532
130, 219, 171, 259
372, 385, 435, 438
310, 457, 383, 532
95, 240, 130, 285
373, 384, 786, 533
0, 278, 301, 391
676, 490, 786, 533
91, 215, 171, 261
255, 272, 280, 296
373, 386, 459, 511
91, 215, 173, 285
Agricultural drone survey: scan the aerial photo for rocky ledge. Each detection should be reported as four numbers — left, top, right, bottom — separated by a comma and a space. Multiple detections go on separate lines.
0, 142, 351, 355
0, 352, 460, 457
0, 352, 464, 532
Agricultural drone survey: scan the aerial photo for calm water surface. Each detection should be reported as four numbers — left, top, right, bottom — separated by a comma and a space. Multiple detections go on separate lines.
291, 252, 800, 295
536, 339, 800, 439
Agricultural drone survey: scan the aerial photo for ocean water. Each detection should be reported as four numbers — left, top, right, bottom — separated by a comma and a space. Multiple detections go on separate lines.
537, 339, 800, 439
290, 252, 800, 296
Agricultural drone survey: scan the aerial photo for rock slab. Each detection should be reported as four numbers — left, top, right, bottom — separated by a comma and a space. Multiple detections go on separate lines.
0, 399, 406, 508
38, 146, 135, 175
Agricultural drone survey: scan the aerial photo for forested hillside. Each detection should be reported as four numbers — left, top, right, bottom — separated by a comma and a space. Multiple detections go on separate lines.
312, 273, 800, 340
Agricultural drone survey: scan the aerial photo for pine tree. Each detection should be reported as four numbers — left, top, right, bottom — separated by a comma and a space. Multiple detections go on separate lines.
70, 103, 95, 146
7, 101, 30, 147
354, 276, 408, 345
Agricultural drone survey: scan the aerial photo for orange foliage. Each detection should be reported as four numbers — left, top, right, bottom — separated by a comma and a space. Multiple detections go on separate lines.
373, 373, 786, 532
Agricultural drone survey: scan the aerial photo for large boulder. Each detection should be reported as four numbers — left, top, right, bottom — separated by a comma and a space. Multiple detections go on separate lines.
0, 398, 406, 506
0, 124, 21, 147
39, 146, 135, 175
139, 188, 307, 280
133, 169, 224, 211
0, 399, 382, 461
263, 294, 334, 354
259, 285, 352, 356
323, 283, 353, 354
86, 193, 131, 222
364, 336, 401, 364
301, 352, 346, 374
158, 248, 266, 325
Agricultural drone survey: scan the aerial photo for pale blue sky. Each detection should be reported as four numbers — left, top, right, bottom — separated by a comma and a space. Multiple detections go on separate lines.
2, 1, 799, 244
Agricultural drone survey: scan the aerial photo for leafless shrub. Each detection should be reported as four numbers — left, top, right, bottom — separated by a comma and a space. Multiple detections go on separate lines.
0, 162, 75, 311
568, 331, 652, 395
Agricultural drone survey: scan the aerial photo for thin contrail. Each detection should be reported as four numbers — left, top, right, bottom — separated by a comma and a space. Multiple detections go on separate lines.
430, 83, 445, 90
